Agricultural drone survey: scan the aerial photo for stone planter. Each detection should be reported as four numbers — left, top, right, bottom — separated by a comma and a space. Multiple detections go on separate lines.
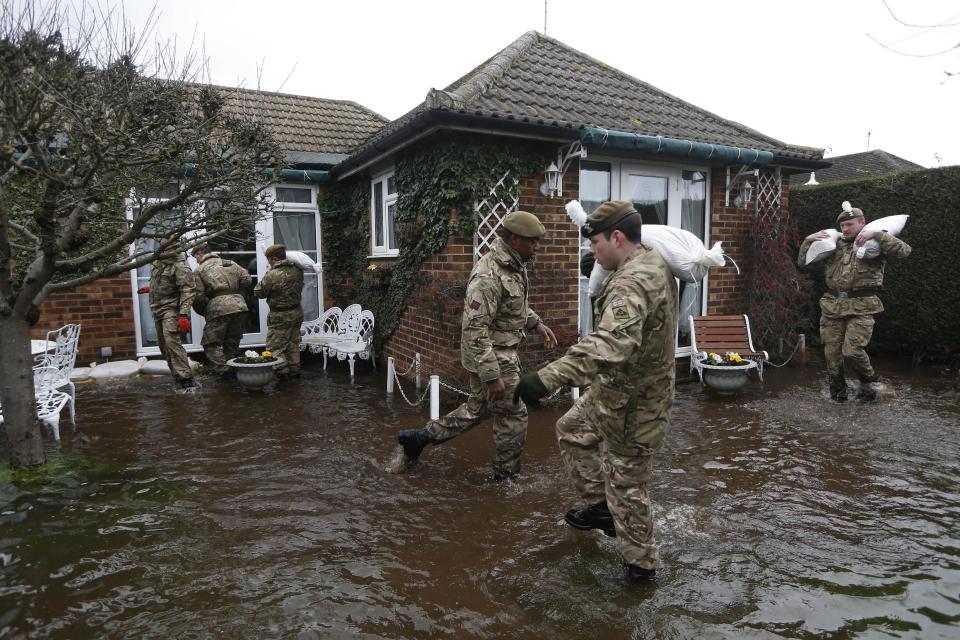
226, 357, 284, 391
700, 361, 756, 396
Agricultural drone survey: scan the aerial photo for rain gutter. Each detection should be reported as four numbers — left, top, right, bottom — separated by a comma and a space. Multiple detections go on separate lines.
580, 127, 774, 167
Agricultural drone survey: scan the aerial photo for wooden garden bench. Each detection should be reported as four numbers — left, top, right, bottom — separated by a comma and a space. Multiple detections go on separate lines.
689, 314, 769, 381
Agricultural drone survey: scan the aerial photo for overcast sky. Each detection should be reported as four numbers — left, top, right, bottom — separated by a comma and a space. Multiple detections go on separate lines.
108, 0, 960, 167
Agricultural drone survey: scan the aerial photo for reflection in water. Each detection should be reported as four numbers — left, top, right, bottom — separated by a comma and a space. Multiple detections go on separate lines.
1, 358, 959, 639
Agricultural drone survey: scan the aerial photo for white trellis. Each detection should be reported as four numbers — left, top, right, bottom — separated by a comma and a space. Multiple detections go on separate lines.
473, 171, 519, 261
755, 166, 783, 227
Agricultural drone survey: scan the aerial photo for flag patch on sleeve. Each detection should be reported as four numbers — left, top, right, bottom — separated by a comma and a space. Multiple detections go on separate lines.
470, 300, 481, 310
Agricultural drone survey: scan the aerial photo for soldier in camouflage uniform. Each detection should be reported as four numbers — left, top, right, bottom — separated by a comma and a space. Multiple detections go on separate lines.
253, 244, 304, 377
397, 211, 558, 480
141, 250, 198, 389
515, 201, 678, 582
798, 204, 911, 401
191, 244, 252, 374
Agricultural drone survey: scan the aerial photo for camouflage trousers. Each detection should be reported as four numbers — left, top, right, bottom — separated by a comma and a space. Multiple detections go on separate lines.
201, 312, 246, 373
556, 394, 658, 570
423, 351, 527, 478
820, 313, 876, 381
266, 307, 303, 374
154, 310, 193, 381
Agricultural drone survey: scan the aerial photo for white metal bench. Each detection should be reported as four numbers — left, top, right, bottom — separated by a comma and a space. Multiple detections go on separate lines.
328, 309, 376, 379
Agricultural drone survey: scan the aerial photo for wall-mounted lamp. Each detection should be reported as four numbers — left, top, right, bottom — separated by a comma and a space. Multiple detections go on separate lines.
733, 180, 753, 208
540, 161, 562, 197
540, 142, 587, 198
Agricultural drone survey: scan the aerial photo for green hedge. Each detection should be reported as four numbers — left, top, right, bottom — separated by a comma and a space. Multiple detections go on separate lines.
790, 166, 960, 363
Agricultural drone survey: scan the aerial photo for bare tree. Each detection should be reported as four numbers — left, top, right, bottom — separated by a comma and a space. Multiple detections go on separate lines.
868, 0, 960, 81
0, 2, 282, 467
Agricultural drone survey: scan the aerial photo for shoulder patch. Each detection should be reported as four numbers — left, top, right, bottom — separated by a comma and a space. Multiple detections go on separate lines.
611, 298, 625, 308
470, 300, 481, 310
613, 307, 630, 320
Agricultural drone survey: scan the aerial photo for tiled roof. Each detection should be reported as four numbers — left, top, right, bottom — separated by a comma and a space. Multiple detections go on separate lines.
789, 150, 924, 184
349, 31, 823, 164
205, 84, 389, 156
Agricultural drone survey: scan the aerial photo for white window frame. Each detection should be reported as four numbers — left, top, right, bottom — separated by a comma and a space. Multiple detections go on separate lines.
370, 170, 399, 257
577, 156, 712, 358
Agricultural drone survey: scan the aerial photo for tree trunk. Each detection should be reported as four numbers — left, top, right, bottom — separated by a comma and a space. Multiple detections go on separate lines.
0, 314, 46, 467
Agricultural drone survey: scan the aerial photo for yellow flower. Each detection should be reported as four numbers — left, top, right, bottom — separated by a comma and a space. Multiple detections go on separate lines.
367, 263, 378, 271
728, 353, 743, 363
708, 352, 718, 358
261, 351, 272, 357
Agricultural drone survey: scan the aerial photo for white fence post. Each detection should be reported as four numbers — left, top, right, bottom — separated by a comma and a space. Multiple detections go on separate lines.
415, 353, 421, 391
386, 357, 395, 395
430, 375, 440, 420
572, 386, 580, 401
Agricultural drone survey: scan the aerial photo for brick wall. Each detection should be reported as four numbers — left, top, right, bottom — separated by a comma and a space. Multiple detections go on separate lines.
31, 275, 138, 362
706, 170, 754, 315
382, 169, 581, 388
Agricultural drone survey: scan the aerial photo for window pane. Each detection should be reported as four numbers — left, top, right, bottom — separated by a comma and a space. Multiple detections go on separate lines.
579, 161, 611, 215
386, 176, 396, 195
275, 187, 312, 204
373, 181, 384, 248
387, 202, 397, 251
626, 174, 668, 225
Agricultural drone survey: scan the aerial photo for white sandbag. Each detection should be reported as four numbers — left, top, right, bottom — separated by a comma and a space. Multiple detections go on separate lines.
88, 360, 141, 380
856, 215, 909, 259
138, 358, 200, 375
285, 250, 322, 273
805, 229, 842, 265
640, 225, 725, 283
69, 367, 92, 381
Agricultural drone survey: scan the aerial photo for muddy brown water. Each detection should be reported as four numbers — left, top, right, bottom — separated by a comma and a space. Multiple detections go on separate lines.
1, 357, 959, 639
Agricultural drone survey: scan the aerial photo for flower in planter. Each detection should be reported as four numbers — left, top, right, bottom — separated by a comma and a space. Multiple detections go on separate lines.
706, 351, 747, 366
234, 350, 278, 364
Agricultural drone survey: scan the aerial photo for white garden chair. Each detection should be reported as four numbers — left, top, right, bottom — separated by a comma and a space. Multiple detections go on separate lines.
300, 304, 361, 370
0, 366, 71, 441
300, 306, 342, 355
34, 323, 81, 424
328, 309, 376, 379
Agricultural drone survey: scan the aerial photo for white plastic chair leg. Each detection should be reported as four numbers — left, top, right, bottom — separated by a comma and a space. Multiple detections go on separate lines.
43, 415, 61, 441
323, 347, 328, 370
67, 381, 76, 425
348, 354, 356, 379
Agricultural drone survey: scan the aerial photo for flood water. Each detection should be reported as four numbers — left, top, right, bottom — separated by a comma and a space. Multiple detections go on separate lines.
2, 356, 959, 639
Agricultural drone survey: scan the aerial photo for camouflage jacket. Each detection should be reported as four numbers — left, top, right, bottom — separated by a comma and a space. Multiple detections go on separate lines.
148, 255, 197, 316
461, 238, 542, 382
194, 254, 251, 319
539, 246, 678, 454
798, 231, 911, 317
253, 260, 304, 311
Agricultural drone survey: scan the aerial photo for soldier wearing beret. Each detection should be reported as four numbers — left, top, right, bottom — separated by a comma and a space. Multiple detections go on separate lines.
798, 202, 911, 401
140, 243, 198, 390
253, 244, 304, 378
514, 200, 678, 582
191, 244, 252, 375
398, 210, 558, 480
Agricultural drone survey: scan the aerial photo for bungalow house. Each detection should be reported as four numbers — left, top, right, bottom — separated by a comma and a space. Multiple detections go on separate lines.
33, 31, 828, 378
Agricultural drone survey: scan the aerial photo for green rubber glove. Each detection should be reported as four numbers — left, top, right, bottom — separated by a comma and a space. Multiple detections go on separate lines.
513, 372, 550, 405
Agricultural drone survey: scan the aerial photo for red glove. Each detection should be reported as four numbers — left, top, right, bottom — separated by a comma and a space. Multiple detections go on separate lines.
177, 315, 191, 334
137, 286, 150, 294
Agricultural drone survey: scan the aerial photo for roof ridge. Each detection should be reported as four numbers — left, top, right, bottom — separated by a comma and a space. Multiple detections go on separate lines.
431, 30, 541, 108
535, 33, 812, 154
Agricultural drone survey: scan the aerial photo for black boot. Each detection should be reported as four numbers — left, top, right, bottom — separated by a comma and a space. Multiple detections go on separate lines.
565, 501, 616, 537
829, 370, 848, 402
625, 564, 656, 582
176, 377, 196, 390
856, 373, 880, 401
398, 429, 432, 466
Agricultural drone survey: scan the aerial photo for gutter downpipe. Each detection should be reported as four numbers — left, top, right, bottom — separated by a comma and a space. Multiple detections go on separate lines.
580, 127, 774, 167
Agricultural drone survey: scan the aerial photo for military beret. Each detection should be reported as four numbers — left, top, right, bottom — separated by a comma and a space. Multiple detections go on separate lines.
581, 200, 638, 238
190, 243, 209, 256
502, 211, 546, 238
264, 243, 287, 259
836, 201, 864, 224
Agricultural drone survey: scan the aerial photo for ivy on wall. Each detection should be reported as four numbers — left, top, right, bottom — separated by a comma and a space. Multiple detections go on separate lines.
791, 166, 960, 364
319, 132, 550, 349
